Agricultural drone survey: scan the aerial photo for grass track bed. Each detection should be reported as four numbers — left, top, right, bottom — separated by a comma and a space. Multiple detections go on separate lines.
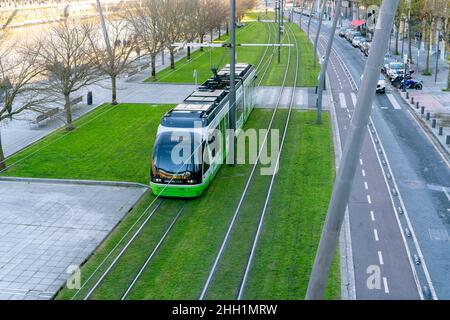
149, 22, 319, 87
2, 103, 173, 184
55, 109, 338, 300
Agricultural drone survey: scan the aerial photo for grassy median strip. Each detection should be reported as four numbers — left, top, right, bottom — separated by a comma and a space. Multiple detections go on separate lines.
2, 103, 173, 184
54, 109, 337, 300
148, 22, 319, 87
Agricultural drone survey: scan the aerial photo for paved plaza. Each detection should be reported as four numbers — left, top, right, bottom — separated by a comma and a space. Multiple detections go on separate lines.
0, 179, 147, 300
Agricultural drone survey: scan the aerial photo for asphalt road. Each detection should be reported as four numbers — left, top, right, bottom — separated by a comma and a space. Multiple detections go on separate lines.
301, 15, 450, 299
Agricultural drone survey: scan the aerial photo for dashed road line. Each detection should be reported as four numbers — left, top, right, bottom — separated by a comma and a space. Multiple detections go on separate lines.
370, 210, 375, 221
359, 158, 363, 166
367, 195, 372, 204
339, 92, 347, 109
350, 92, 357, 107
383, 277, 390, 293
364, 181, 369, 190
378, 251, 384, 265
374, 229, 379, 241
362, 169, 366, 177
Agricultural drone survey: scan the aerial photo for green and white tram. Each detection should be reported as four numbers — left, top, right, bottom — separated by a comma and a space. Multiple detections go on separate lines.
150, 63, 257, 198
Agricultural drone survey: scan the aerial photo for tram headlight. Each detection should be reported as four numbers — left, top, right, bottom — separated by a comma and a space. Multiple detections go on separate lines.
187, 179, 196, 184
154, 178, 162, 183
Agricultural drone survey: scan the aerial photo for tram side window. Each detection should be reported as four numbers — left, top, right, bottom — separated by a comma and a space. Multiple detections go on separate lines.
236, 98, 244, 120
203, 145, 210, 175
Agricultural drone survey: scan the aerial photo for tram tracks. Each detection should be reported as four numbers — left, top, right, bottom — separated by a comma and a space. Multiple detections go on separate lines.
68, 21, 278, 300
199, 22, 300, 300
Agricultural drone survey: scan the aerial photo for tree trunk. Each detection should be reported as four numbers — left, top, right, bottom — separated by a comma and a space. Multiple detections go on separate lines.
64, 94, 74, 131
187, 46, 191, 60
151, 53, 157, 81
111, 74, 118, 105
395, 23, 399, 55
0, 132, 6, 171
218, 27, 221, 40
210, 30, 213, 42
226, 22, 229, 35
200, 34, 204, 52
425, 23, 431, 74
447, 63, 450, 90
169, 48, 175, 69
408, 19, 413, 64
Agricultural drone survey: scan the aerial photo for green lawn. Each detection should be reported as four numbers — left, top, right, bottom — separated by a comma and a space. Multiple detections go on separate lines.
55, 109, 338, 300
148, 22, 319, 87
2, 103, 173, 185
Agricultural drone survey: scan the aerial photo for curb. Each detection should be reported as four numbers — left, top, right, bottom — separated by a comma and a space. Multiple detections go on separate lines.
0, 176, 149, 189
398, 91, 450, 165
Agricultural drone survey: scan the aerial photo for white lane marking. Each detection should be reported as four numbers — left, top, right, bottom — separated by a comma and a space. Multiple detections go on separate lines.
442, 187, 450, 202
378, 251, 384, 265
348, 113, 352, 119
359, 158, 363, 165
364, 181, 369, 190
370, 210, 375, 221
350, 92, 357, 107
383, 277, 390, 294
374, 229, 379, 241
387, 93, 402, 110
339, 92, 347, 109
369, 119, 437, 299
362, 169, 366, 177
367, 195, 372, 204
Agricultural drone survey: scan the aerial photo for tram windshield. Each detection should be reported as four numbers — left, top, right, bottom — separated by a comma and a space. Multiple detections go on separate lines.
152, 132, 202, 184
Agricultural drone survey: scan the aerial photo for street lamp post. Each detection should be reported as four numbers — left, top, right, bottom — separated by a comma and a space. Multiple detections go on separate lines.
229, 0, 237, 166
316, 0, 343, 125
306, 0, 400, 300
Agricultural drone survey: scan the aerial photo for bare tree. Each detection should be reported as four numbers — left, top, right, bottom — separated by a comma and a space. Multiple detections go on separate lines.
37, 20, 99, 131
0, 41, 48, 170
128, 0, 164, 81
85, 19, 137, 105
160, 0, 190, 69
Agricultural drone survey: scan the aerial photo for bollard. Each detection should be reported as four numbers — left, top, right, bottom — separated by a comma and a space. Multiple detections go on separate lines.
421, 106, 425, 115
406, 92, 409, 99
446, 135, 450, 146
426, 112, 430, 120
87, 91, 93, 105
432, 119, 436, 128
411, 97, 414, 104
415, 101, 419, 109
438, 127, 443, 135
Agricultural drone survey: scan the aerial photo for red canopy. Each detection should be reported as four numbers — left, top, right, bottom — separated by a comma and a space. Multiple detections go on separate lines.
351, 19, 366, 27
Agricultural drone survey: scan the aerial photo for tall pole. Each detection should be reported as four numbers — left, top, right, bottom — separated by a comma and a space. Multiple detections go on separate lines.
316, 0, 342, 125
277, 0, 281, 63
307, 0, 317, 39
299, 0, 305, 27
313, 0, 327, 67
306, 0, 400, 300
229, 0, 236, 166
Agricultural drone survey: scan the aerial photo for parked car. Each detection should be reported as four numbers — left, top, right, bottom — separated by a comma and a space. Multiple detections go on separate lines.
386, 61, 405, 81
352, 36, 364, 48
339, 27, 348, 37
344, 29, 355, 40
382, 56, 395, 73
348, 31, 361, 42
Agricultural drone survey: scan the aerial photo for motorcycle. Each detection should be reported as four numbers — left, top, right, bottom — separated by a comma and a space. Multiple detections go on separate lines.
399, 77, 423, 90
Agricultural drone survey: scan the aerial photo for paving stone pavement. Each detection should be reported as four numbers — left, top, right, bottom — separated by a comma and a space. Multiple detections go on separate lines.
0, 180, 147, 300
